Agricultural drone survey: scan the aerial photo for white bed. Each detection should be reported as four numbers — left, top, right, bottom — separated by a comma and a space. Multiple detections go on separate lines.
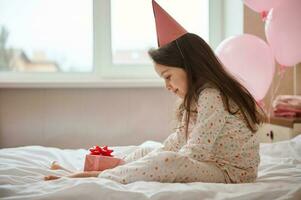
1, 135, 301, 200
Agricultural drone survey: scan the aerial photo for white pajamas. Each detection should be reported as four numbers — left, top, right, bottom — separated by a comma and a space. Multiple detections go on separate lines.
99, 88, 260, 184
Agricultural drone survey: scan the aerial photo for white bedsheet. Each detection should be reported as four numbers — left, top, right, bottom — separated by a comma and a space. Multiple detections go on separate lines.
0, 136, 301, 200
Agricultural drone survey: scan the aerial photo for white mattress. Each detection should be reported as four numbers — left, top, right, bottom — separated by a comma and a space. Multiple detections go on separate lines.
1, 136, 301, 200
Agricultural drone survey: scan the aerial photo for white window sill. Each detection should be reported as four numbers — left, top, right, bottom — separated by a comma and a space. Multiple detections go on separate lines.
0, 80, 164, 88
0, 73, 164, 88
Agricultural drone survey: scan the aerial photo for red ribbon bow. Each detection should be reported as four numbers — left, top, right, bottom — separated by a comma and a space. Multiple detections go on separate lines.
89, 145, 114, 157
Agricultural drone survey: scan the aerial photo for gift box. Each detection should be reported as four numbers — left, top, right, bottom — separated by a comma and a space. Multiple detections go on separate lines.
84, 145, 125, 171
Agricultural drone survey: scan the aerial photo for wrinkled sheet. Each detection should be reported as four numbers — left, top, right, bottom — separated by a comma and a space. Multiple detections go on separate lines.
1, 136, 301, 200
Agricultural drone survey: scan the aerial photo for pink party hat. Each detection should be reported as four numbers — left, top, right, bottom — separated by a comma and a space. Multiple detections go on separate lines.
152, 0, 188, 47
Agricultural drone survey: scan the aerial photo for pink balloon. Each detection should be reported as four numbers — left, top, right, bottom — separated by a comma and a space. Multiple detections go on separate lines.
243, 0, 283, 13
265, 0, 301, 67
215, 34, 275, 101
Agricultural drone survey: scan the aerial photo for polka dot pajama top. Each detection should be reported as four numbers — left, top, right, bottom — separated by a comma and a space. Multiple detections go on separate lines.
98, 87, 260, 184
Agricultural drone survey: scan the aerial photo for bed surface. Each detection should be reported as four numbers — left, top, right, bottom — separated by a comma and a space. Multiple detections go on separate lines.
1, 136, 301, 200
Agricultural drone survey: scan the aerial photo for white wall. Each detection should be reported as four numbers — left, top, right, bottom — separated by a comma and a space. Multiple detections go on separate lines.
0, 88, 176, 149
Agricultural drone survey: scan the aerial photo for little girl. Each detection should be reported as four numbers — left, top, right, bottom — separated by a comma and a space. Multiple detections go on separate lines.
45, 1, 265, 184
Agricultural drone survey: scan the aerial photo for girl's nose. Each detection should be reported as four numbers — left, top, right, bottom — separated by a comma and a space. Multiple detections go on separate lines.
165, 81, 172, 91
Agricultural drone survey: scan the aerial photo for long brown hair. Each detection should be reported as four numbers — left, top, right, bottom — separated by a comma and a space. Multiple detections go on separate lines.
148, 33, 265, 134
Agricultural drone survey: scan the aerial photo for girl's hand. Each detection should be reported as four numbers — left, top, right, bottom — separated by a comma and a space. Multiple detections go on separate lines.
44, 171, 101, 181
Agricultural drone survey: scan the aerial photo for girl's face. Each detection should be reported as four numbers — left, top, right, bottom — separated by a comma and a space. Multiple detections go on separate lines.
154, 63, 188, 98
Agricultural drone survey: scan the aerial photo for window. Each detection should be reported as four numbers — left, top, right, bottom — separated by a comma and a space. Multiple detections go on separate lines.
0, 0, 232, 87
0, 0, 93, 73
111, 0, 208, 65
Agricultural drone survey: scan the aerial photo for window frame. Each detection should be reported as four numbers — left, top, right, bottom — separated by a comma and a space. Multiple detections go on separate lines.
0, 0, 242, 88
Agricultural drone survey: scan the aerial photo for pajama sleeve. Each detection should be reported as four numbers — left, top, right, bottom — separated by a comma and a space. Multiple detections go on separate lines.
124, 129, 185, 163
123, 146, 157, 163
160, 108, 187, 152
178, 88, 227, 161
161, 131, 185, 152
